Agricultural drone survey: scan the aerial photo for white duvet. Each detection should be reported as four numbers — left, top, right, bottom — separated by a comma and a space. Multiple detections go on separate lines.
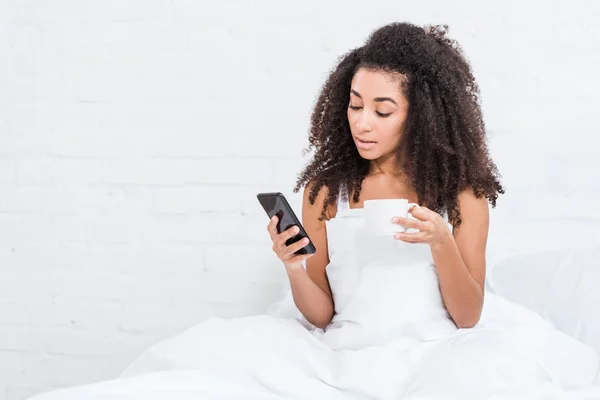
28, 207, 600, 399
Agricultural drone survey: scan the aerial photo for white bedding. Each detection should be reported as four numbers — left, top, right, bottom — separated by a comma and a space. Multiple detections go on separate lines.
25, 371, 600, 400
488, 246, 600, 356
27, 209, 600, 399
565, 383, 600, 400
28, 272, 600, 400
26, 296, 600, 400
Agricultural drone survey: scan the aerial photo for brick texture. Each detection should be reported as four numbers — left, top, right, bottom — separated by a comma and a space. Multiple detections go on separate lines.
1, 1, 599, 399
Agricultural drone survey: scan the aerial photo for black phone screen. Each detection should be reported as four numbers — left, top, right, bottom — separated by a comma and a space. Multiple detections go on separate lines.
257, 193, 315, 255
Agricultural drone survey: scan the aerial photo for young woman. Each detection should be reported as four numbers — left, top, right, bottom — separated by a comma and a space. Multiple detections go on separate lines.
30, 22, 599, 400
270, 22, 503, 332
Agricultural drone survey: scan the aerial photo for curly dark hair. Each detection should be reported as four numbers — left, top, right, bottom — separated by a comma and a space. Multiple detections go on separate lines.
293, 22, 504, 227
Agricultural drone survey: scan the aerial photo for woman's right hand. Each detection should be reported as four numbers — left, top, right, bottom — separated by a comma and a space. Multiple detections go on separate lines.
267, 216, 314, 270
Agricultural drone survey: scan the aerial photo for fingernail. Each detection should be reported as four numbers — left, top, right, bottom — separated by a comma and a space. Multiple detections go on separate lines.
293, 227, 299, 233
302, 238, 309, 244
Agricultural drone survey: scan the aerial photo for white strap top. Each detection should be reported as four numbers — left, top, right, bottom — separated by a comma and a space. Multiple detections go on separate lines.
336, 186, 349, 213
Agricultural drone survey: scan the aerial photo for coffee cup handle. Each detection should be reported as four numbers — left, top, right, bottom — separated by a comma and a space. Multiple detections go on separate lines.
408, 203, 420, 219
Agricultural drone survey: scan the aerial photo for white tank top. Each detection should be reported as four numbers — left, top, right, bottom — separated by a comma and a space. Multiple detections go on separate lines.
321, 187, 457, 349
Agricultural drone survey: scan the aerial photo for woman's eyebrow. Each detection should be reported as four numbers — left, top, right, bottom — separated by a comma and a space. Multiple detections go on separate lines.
350, 89, 397, 105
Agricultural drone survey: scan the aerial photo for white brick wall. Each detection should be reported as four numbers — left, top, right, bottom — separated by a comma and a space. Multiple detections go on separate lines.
1, 1, 599, 399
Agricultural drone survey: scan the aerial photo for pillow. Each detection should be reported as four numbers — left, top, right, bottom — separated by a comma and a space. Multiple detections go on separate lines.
487, 245, 600, 355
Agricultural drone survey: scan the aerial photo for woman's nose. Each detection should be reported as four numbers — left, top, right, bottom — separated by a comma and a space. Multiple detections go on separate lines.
356, 110, 373, 132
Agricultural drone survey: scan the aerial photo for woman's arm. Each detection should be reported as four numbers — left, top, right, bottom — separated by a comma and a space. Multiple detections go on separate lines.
286, 183, 335, 329
429, 188, 487, 328
393, 188, 489, 328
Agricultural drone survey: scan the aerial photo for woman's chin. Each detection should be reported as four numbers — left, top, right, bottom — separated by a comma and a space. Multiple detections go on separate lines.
356, 148, 380, 160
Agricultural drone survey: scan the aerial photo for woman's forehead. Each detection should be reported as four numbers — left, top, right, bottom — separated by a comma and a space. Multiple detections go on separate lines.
350, 69, 406, 100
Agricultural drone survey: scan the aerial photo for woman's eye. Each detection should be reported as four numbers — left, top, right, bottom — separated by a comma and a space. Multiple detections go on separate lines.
349, 105, 391, 117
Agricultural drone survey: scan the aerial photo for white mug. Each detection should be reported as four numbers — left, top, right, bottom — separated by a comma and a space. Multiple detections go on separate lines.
364, 199, 420, 235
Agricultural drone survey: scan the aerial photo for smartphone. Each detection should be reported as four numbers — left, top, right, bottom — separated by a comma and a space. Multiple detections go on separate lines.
256, 192, 316, 255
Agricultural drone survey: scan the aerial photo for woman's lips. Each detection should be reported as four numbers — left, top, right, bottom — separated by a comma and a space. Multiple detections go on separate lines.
355, 137, 377, 150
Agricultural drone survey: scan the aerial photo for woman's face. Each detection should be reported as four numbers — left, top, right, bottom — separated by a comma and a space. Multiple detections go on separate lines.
347, 68, 409, 161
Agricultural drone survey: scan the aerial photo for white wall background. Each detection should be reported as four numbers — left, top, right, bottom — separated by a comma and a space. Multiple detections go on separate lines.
1, 0, 599, 399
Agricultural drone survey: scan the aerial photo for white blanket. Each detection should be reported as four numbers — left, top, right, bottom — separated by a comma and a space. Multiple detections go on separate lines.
28, 275, 600, 399
28, 208, 600, 399
27, 295, 600, 399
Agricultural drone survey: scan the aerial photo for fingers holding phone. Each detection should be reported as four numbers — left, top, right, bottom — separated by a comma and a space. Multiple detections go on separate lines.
267, 216, 313, 270
258, 192, 316, 270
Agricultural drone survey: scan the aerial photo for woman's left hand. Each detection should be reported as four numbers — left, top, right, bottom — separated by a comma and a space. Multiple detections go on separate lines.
392, 206, 452, 247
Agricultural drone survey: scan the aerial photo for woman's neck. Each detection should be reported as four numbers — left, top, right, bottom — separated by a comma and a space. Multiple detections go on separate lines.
368, 155, 403, 178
